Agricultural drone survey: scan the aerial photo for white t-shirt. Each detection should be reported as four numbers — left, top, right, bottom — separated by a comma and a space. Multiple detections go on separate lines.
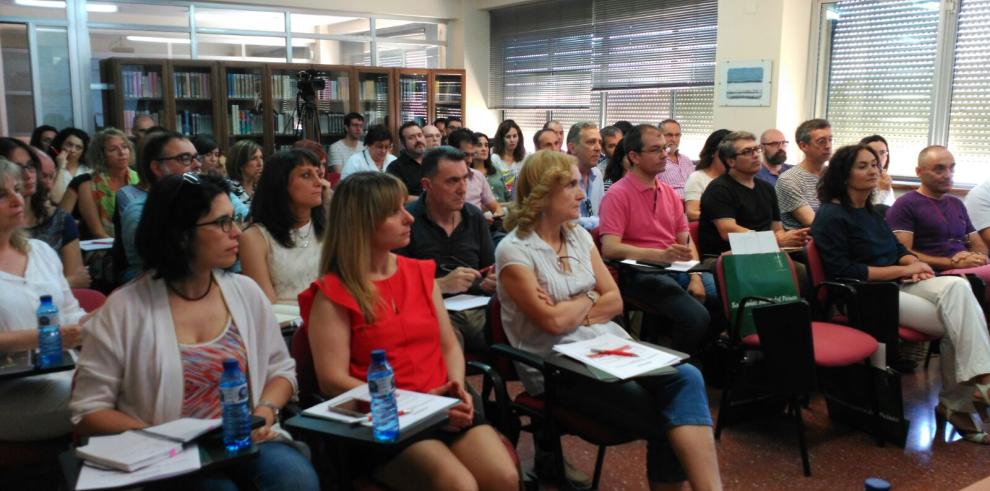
328, 139, 365, 171
966, 178, 990, 232
495, 226, 630, 394
340, 149, 397, 181
684, 170, 715, 202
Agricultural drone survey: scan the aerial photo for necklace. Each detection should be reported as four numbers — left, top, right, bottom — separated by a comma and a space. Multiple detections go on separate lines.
167, 277, 213, 302
292, 222, 313, 248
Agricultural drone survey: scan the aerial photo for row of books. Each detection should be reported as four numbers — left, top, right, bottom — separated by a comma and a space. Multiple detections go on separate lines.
173, 72, 211, 99
436, 80, 463, 104
175, 111, 213, 135
360, 79, 389, 101
227, 73, 261, 99
434, 107, 462, 120
122, 110, 161, 134
121, 70, 163, 98
229, 105, 264, 135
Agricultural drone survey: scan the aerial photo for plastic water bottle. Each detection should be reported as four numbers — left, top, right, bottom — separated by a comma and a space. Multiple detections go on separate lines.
219, 358, 251, 453
368, 349, 399, 443
36, 295, 62, 368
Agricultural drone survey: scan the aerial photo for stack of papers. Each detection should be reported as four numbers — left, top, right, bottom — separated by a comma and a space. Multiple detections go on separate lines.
76, 445, 201, 490
619, 259, 699, 272
443, 294, 490, 312
552, 333, 683, 380
728, 231, 779, 255
75, 432, 183, 472
79, 239, 114, 252
140, 417, 221, 442
303, 384, 460, 430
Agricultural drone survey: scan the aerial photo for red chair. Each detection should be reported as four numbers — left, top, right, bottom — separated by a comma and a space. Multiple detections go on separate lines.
590, 227, 661, 332
327, 171, 342, 188
688, 221, 700, 249
713, 253, 880, 476
71, 288, 107, 313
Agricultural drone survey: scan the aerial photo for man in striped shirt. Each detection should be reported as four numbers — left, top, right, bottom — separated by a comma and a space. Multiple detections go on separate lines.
658, 119, 695, 198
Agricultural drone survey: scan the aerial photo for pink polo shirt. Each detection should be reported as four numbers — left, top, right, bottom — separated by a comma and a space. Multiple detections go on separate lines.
465, 168, 496, 210
598, 173, 687, 249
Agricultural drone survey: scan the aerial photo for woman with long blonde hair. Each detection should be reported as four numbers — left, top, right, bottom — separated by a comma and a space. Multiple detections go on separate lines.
300, 171, 518, 491
497, 150, 723, 491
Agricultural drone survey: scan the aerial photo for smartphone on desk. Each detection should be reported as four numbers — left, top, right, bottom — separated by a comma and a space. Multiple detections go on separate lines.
328, 398, 371, 418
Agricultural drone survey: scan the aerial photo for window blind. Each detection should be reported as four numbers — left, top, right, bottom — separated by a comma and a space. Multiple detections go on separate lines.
591, 0, 717, 91
502, 109, 550, 154
947, 0, 990, 185
489, 0, 593, 109
825, 0, 938, 179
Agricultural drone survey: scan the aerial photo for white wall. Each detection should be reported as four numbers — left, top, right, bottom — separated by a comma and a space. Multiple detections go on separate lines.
447, 0, 499, 136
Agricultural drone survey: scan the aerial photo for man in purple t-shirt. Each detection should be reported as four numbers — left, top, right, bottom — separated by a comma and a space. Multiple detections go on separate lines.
887, 145, 990, 287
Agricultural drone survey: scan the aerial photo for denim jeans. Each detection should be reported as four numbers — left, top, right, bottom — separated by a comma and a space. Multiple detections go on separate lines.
162, 441, 320, 491
619, 268, 714, 353
555, 364, 712, 483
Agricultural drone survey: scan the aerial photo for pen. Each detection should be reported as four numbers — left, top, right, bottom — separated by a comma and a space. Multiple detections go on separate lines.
478, 265, 495, 275
589, 347, 638, 358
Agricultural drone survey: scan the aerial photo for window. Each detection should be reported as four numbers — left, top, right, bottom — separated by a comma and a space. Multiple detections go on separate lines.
947, 0, 990, 185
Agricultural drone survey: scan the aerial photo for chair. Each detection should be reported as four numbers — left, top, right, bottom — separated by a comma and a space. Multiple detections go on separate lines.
71, 288, 107, 313
688, 221, 700, 249
327, 171, 342, 188
485, 297, 634, 490
713, 252, 880, 476
589, 227, 661, 334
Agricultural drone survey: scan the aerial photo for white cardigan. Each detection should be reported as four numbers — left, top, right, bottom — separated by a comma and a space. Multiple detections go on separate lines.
70, 271, 297, 426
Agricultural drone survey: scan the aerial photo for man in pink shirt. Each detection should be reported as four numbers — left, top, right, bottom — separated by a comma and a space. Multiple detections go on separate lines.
658, 119, 696, 199
599, 124, 715, 354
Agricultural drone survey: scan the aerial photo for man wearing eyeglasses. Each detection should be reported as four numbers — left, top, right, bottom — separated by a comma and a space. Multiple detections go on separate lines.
568, 122, 604, 230
598, 124, 715, 355
658, 119, 695, 199
776, 119, 832, 230
756, 128, 793, 186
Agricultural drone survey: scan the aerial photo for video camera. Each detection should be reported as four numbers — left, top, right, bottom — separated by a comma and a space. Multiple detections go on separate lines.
297, 69, 326, 97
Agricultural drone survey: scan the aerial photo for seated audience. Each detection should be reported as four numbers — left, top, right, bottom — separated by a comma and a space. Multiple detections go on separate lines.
533, 128, 560, 152
492, 120, 526, 191
598, 125, 714, 354
73, 128, 139, 238
300, 172, 518, 491
472, 132, 510, 202
755, 128, 792, 185
190, 134, 224, 177
448, 130, 504, 219
598, 125, 623, 170
329, 112, 366, 172
658, 119, 695, 199
602, 139, 628, 193
567, 122, 604, 230
341, 124, 396, 179
445, 116, 463, 138
776, 119, 832, 229
698, 131, 810, 258
433, 117, 447, 142
33, 147, 57, 205
129, 113, 156, 146
387, 122, 428, 199
684, 129, 731, 221
887, 146, 990, 288
0, 139, 89, 288
395, 147, 496, 354
496, 150, 722, 489
0, 157, 86, 441
424, 124, 444, 149
71, 173, 320, 488
812, 144, 990, 445
29, 125, 57, 156
860, 134, 896, 207
613, 120, 634, 137
240, 149, 326, 304
293, 139, 328, 174
544, 120, 565, 152
51, 127, 91, 205
225, 139, 264, 208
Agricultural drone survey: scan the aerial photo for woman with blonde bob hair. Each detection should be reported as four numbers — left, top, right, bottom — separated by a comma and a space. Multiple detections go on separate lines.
497, 150, 723, 491
65, 128, 138, 238
300, 172, 518, 491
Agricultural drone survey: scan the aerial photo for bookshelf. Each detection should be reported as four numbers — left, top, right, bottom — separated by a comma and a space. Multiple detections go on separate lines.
102, 59, 168, 136
355, 68, 394, 131
221, 63, 266, 151
431, 70, 465, 124
169, 61, 220, 136
397, 69, 430, 128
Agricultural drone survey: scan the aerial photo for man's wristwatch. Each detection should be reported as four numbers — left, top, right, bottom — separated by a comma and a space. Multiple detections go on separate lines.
257, 400, 281, 424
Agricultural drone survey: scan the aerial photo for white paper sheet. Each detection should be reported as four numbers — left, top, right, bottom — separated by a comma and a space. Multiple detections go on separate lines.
303, 385, 460, 429
272, 303, 301, 327
79, 239, 114, 252
76, 444, 201, 490
552, 333, 682, 380
728, 231, 779, 255
141, 418, 221, 443
443, 294, 490, 312
75, 431, 183, 472
666, 260, 700, 272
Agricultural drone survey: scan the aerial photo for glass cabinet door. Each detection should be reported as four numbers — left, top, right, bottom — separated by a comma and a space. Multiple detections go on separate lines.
356, 69, 392, 128
398, 70, 428, 126
313, 67, 351, 150
433, 72, 464, 122
223, 65, 264, 148
270, 67, 304, 152
120, 62, 166, 135
171, 63, 215, 135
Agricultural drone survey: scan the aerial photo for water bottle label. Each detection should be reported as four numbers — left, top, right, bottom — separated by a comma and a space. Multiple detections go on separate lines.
369, 374, 395, 396
38, 315, 53, 327
220, 384, 248, 404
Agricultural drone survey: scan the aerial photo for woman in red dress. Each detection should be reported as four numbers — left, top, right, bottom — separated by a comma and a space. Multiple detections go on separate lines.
300, 170, 518, 491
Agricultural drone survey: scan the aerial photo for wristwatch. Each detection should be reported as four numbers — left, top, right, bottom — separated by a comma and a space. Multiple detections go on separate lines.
258, 400, 281, 424
585, 290, 600, 306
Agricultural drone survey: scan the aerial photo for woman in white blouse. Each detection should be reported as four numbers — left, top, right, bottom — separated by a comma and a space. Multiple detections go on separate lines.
0, 157, 87, 441
684, 129, 731, 221
496, 150, 722, 490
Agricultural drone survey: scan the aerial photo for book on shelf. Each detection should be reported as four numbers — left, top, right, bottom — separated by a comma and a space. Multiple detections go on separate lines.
176, 111, 213, 135
122, 70, 162, 98
173, 72, 210, 99
227, 73, 260, 99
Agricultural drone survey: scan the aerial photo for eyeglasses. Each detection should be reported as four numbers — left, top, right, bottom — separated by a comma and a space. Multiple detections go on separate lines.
194, 214, 237, 234
157, 152, 199, 167
812, 137, 833, 147
736, 146, 764, 157
761, 140, 789, 147
635, 145, 665, 155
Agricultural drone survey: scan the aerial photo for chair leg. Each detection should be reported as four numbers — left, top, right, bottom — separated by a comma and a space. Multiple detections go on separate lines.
591, 445, 607, 490
865, 362, 885, 447
714, 383, 731, 441
791, 401, 811, 477
924, 340, 936, 369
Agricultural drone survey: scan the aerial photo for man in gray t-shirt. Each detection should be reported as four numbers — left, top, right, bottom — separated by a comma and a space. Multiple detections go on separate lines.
328, 112, 365, 172
776, 119, 832, 230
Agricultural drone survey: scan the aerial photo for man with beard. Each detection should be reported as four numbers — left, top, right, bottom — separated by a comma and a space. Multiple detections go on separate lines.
387, 121, 428, 200
756, 128, 793, 185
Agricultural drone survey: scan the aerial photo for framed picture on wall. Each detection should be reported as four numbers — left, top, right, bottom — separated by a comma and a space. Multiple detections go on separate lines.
718, 59, 772, 107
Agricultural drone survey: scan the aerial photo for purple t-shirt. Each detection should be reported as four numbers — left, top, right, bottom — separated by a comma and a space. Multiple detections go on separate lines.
886, 191, 975, 257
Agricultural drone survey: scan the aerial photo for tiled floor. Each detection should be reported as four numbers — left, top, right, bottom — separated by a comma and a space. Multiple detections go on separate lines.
497, 355, 990, 491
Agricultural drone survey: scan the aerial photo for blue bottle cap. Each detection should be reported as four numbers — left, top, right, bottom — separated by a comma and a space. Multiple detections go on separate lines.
223, 358, 239, 370
371, 349, 386, 363
864, 477, 891, 491
40, 295, 53, 303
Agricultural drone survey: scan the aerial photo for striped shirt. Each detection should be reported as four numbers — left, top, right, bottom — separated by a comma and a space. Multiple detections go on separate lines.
180, 320, 248, 419
775, 165, 822, 230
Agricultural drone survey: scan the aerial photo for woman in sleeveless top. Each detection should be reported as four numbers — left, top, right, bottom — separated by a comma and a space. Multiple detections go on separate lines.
300, 172, 518, 491
240, 149, 327, 304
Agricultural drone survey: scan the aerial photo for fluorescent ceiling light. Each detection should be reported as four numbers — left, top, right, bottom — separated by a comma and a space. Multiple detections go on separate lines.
14, 0, 118, 12
127, 36, 191, 44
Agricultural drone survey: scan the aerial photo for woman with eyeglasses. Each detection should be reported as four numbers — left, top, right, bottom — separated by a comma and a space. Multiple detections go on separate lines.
50, 127, 91, 205
71, 173, 320, 490
0, 138, 90, 289
225, 140, 264, 208
64, 128, 139, 239
496, 150, 722, 490
300, 172, 518, 491
240, 149, 327, 305
684, 129, 731, 221
340, 125, 397, 180
0, 157, 87, 441
860, 135, 896, 207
